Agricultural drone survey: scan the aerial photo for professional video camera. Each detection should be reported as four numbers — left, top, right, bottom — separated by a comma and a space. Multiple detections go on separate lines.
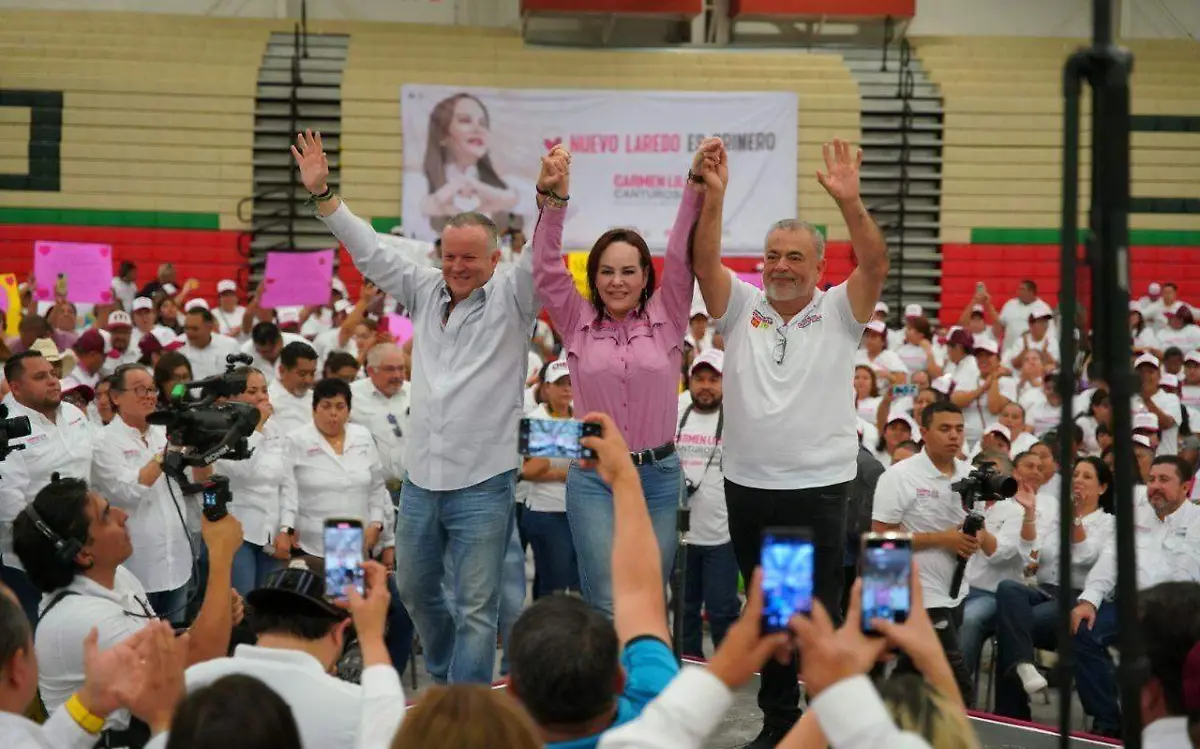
0, 403, 32, 464
948, 461, 1018, 599
147, 353, 260, 521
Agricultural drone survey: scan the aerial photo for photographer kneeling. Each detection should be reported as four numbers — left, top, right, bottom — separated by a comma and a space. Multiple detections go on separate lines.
12, 477, 242, 748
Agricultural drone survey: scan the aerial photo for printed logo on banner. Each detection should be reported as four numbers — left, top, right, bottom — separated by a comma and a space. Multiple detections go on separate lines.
400, 84, 798, 254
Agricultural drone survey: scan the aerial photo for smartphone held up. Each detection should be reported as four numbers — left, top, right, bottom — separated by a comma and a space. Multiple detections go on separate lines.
323, 518, 365, 601
518, 417, 601, 460
860, 532, 913, 636
759, 527, 815, 633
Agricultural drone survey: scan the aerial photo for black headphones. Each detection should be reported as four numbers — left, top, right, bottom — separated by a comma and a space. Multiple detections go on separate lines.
22, 474, 84, 564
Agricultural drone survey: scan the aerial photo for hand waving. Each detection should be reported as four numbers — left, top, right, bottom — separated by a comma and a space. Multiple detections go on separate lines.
291, 129, 330, 196
816, 138, 864, 204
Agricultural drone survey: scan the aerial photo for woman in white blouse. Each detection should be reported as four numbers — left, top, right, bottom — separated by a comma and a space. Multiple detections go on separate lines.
214, 366, 288, 596
853, 364, 883, 425
279, 377, 389, 569
992, 456, 1115, 719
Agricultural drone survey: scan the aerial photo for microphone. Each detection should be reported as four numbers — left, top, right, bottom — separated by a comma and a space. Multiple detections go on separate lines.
948, 512, 986, 600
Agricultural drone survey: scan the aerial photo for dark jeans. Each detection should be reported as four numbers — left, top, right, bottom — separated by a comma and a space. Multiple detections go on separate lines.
895, 605, 975, 708
0, 562, 41, 626
385, 574, 415, 676
994, 580, 1077, 720
725, 479, 848, 730
681, 541, 741, 659
520, 508, 579, 598
1074, 600, 1120, 733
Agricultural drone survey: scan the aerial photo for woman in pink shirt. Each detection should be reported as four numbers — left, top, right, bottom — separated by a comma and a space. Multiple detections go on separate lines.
531, 141, 721, 615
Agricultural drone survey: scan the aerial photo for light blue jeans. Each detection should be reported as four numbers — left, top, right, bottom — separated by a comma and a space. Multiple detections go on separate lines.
960, 586, 999, 683
231, 540, 283, 598
566, 452, 681, 617
395, 470, 516, 685
498, 517, 527, 676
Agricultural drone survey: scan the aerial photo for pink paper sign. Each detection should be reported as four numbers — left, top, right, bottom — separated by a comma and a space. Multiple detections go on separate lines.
736, 272, 763, 289
33, 241, 115, 303
385, 313, 414, 343
260, 249, 336, 308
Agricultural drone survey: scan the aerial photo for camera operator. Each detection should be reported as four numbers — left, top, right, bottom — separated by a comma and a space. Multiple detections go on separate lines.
91, 363, 209, 622
211, 366, 287, 596
1, 350, 94, 624
11, 477, 241, 747
871, 400, 979, 704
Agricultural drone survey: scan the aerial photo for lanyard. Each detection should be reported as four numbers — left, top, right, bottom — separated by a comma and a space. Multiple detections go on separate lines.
676, 404, 723, 490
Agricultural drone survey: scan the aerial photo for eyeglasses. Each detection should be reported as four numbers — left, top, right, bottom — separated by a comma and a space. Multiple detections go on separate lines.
773, 327, 788, 365
123, 386, 159, 398
386, 413, 403, 438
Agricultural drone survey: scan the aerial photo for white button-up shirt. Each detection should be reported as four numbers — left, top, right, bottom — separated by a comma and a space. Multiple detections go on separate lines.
349, 378, 410, 482
0, 397, 93, 568
179, 333, 241, 381
872, 450, 973, 609
1020, 494, 1115, 590
91, 416, 194, 592
963, 498, 1026, 593
320, 201, 539, 491
240, 332, 309, 383
1079, 497, 1200, 609
185, 646, 405, 749
280, 422, 388, 555
35, 567, 153, 731
268, 379, 313, 438
213, 422, 286, 547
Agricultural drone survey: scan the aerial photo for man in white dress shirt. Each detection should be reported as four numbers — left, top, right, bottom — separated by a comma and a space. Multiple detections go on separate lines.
0, 351, 94, 624
242, 322, 308, 383
294, 129, 538, 685
350, 344, 410, 497
266, 342, 318, 438
180, 308, 241, 381
1070, 455, 1200, 738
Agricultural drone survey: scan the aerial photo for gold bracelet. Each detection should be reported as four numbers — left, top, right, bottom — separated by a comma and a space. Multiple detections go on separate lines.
65, 694, 105, 734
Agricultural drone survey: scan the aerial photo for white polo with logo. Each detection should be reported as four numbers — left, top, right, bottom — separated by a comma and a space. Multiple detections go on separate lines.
714, 276, 865, 490
872, 450, 972, 609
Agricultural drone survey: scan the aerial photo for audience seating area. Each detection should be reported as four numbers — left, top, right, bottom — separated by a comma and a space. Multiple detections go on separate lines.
0, 10, 265, 295
917, 35, 1200, 322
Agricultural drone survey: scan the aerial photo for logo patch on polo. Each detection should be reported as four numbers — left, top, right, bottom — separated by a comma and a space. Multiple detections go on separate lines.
750, 309, 775, 329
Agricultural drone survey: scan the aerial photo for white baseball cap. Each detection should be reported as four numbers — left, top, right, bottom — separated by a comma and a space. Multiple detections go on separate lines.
276, 308, 302, 326
931, 375, 954, 395
217, 279, 238, 294
544, 359, 570, 384
1133, 434, 1153, 448
331, 277, 348, 297
970, 304, 985, 316
151, 328, 178, 346
161, 283, 177, 296
984, 423, 1013, 443
1161, 373, 1180, 390
1135, 352, 1161, 370
1149, 282, 1162, 295
689, 303, 709, 320
690, 349, 724, 376
974, 338, 1000, 356
1133, 411, 1160, 432
184, 298, 209, 311
333, 299, 353, 315
107, 310, 132, 329
884, 411, 919, 434
865, 320, 888, 335
132, 297, 154, 312
1185, 351, 1200, 366
904, 303, 923, 319
874, 301, 889, 315
1027, 300, 1054, 321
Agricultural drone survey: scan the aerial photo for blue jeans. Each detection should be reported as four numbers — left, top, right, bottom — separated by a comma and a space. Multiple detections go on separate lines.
231, 541, 283, 597
566, 452, 681, 617
681, 542, 741, 659
1073, 600, 1120, 733
498, 517, 526, 677
395, 470, 515, 684
385, 574, 415, 675
960, 587, 998, 683
521, 509, 579, 598
147, 584, 190, 626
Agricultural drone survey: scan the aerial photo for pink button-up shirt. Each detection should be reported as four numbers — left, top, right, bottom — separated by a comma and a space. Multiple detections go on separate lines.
532, 188, 702, 452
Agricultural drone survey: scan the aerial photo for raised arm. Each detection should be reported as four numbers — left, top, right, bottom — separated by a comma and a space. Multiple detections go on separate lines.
580, 412, 670, 645
530, 146, 587, 337
691, 140, 732, 319
819, 140, 888, 324
650, 145, 711, 333
292, 130, 436, 312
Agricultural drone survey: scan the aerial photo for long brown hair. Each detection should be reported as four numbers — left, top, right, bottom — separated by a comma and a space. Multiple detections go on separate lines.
585, 228, 657, 324
391, 685, 541, 749
423, 93, 508, 232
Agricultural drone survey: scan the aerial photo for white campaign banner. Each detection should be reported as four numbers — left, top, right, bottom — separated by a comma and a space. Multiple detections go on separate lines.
400, 84, 798, 254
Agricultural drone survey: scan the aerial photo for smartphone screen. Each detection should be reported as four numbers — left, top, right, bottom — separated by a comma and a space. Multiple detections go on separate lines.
323, 519, 364, 600
860, 534, 913, 635
760, 528, 815, 633
518, 418, 600, 460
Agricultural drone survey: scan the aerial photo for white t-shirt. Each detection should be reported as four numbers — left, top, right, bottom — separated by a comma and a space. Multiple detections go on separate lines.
895, 342, 932, 374
872, 450, 972, 609
524, 403, 569, 514
715, 278, 865, 489
998, 297, 1041, 342
856, 395, 883, 426
1133, 390, 1184, 456
855, 348, 908, 379
963, 499, 1026, 593
1158, 325, 1200, 353
1022, 391, 1064, 437
951, 364, 1000, 443
676, 396, 728, 546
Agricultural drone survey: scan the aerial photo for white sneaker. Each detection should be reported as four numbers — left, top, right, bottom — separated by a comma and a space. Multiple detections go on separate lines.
1016, 662, 1048, 695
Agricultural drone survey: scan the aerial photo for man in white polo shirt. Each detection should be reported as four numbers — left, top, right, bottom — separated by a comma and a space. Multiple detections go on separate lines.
872, 400, 978, 704
690, 138, 889, 747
